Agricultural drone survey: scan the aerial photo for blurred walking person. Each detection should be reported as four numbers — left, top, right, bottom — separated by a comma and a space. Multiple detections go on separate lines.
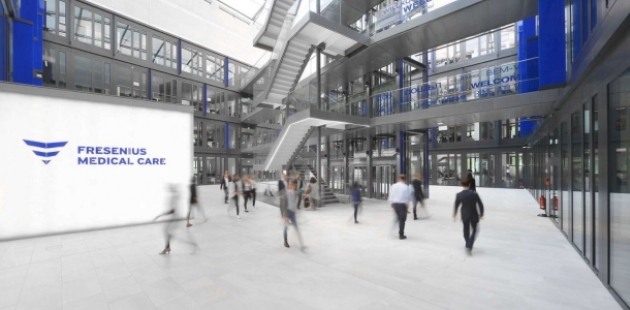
295, 174, 305, 210
351, 182, 362, 224
250, 174, 257, 208
306, 177, 320, 211
411, 173, 428, 220
453, 179, 484, 255
467, 172, 477, 193
230, 174, 242, 219
220, 171, 231, 204
155, 184, 199, 254
278, 173, 288, 213
281, 180, 305, 250
186, 176, 207, 227
388, 175, 410, 240
243, 175, 252, 212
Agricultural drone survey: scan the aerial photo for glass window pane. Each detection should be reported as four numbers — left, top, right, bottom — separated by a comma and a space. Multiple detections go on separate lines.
103, 18, 111, 50
94, 14, 102, 48
59, 1, 66, 37
74, 55, 92, 92
152, 36, 164, 65
93, 60, 103, 93
572, 110, 583, 252
45, 0, 56, 34
610, 69, 630, 304
74, 6, 93, 44
117, 23, 131, 55
182, 48, 192, 73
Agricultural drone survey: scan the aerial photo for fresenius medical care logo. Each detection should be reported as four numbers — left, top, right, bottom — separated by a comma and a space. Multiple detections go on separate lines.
23, 139, 68, 165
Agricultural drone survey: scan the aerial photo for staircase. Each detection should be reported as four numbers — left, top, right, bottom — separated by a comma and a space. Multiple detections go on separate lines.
292, 162, 340, 205
255, 0, 299, 51
267, 40, 314, 103
264, 125, 314, 172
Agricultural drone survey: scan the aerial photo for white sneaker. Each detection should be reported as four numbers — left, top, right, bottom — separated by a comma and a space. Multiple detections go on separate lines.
237, 216, 241, 219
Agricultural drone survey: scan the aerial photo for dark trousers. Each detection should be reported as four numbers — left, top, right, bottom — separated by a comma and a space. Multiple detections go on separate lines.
223, 188, 228, 203
251, 189, 256, 206
243, 191, 251, 210
283, 210, 303, 245
413, 196, 424, 219
393, 203, 408, 237
296, 193, 303, 209
463, 220, 479, 249
233, 196, 239, 215
353, 203, 360, 221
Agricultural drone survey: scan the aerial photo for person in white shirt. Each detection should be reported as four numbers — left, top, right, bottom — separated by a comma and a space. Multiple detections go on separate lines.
388, 174, 410, 240
229, 174, 242, 219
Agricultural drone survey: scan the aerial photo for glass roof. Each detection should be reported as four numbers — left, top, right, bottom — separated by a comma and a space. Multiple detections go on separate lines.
217, 0, 266, 20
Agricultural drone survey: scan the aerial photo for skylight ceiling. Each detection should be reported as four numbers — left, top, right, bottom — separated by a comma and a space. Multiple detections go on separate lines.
217, 0, 266, 21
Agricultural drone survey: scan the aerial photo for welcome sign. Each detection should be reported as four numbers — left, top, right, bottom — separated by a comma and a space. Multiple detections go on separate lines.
374, 0, 434, 32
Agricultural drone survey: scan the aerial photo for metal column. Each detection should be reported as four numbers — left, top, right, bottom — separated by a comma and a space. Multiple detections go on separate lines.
317, 127, 322, 204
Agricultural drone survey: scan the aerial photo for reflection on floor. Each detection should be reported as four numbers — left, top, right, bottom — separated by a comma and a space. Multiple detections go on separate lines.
0, 186, 621, 310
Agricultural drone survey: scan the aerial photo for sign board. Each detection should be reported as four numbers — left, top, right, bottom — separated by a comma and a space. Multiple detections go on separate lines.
374, 0, 434, 32
0, 89, 192, 240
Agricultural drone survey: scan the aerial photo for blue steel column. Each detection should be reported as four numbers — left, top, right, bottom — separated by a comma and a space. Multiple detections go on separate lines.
203, 84, 208, 116
517, 17, 539, 138
224, 57, 230, 88
12, 0, 43, 86
226, 123, 230, 151
539, 0, 567, 88
177, 39, 182, 74
399, 131, 405, 175
147, 69, 153, 101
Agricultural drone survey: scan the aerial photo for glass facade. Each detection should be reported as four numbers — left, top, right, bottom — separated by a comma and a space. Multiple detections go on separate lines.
610, 68, 630, 305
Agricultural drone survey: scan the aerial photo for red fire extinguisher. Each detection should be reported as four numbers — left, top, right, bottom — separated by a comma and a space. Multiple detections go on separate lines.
539, 195, 546, 210
553, 196, 559, 211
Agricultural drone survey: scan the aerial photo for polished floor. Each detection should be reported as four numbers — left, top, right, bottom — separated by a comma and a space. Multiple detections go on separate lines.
0, 186, 621, 310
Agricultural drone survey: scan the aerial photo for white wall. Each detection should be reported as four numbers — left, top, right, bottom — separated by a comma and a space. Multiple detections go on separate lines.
84, 0, 267, 65
0, 92, 192, 240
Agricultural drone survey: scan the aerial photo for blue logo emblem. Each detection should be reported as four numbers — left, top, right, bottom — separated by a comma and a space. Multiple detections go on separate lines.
23, 139, 68, 165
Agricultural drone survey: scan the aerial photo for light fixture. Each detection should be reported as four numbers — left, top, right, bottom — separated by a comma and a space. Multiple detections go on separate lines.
437, 121, 444, 125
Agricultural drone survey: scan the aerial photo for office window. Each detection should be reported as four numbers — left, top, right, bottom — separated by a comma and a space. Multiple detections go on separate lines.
74, 55, 92, 92
59, 51, 66, 87
152, 36, 177, 69
45, 0, 56, 34
43, 48, 57, 87
117, 23, 131, 56
206, 54, 224, 82
117, 22, 146, 60
74, 6, 93, 45
501, 25, 516, 50
93, 60, 103, 94
59, 1, 66, 37
44, 0, 67, 37
182, 47, 203, 76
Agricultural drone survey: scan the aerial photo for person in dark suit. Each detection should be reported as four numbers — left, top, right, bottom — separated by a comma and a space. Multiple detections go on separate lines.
186, 176, 207, 227
453, 179, 484, 255
467, 172, 477, 192
278, 173, 288, 212
219, 171, 232, 204
295, 174, 304, 210
411, 173, 426, 220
